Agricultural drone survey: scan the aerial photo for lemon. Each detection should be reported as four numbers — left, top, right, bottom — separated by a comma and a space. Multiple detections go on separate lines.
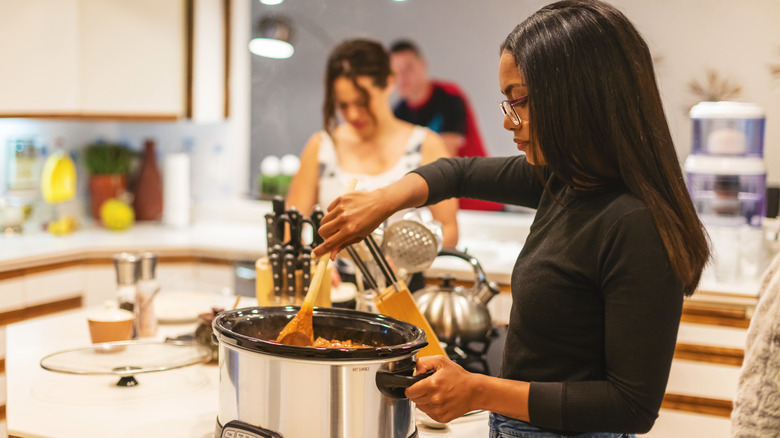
100, 199, 135, 231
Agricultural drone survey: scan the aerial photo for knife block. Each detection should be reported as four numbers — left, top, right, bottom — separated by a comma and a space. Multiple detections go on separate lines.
256, 257, 332, 308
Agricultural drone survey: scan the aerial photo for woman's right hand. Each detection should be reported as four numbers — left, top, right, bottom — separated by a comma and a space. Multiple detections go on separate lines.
313, 189, 391, 259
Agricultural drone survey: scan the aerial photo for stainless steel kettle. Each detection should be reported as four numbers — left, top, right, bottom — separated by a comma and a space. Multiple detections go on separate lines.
413, 248, 500, 344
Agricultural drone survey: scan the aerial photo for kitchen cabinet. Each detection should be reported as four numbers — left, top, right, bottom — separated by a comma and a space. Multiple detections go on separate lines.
0, 0, 80, 114
0, 0, 228, 121
0, 265, 82, 436
78, 0, 186, 117
1, 326, 6, 431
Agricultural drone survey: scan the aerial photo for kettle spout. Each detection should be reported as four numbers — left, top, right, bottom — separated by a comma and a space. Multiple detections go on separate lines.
474, 281, 500, 305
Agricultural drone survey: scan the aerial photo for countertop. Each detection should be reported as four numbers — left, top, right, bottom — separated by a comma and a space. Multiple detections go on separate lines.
5, 302, 488, 438
0, 202, 533, 286
0, 200, 762, 306
0, 220, 267, 272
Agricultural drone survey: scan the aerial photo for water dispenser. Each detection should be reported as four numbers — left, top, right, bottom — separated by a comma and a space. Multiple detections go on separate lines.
685, 101, 768, 283
690, 101, 765, 157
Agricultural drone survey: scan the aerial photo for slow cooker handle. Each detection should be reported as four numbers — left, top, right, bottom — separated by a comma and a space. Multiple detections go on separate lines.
375, 369, 435, 399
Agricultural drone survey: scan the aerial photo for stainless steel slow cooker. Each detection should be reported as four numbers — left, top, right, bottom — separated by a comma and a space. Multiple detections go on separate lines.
213, 306, 431, 438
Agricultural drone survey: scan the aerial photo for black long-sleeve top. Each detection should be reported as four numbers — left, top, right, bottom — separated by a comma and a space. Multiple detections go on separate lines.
413, 155, 683, 434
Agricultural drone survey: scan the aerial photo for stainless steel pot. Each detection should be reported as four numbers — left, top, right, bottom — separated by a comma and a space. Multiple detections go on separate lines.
213, 306, 430, 438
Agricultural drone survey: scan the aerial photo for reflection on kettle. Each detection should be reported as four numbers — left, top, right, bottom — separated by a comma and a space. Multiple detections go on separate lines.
413, 248, 500, 344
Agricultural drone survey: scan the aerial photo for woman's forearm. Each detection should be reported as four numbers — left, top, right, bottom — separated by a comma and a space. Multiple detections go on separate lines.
387, 173, 460, 247
440, 220, 459, 248
376, 172, 431, 215
472, 375, 531, 422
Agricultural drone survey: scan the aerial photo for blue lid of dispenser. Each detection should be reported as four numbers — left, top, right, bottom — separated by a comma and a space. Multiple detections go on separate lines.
690, 102, 765, 158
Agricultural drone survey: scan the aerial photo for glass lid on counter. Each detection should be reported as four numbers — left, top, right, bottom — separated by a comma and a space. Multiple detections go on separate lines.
40, 340, 212, 386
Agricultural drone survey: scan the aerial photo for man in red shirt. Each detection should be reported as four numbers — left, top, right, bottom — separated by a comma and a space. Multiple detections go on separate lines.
390, 40, 503, 211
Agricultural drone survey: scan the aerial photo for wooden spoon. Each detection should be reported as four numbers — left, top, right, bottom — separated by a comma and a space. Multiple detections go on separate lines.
275, 178, 357, 346
275, 253, 331, 346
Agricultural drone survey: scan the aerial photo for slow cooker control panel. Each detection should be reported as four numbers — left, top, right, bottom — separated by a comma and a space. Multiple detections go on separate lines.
220, 420, 283, 438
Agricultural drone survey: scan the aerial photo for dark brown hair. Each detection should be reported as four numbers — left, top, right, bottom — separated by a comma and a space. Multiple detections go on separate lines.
501, 0, 709, 296
323, 39, 392, 135
389, 39, 423, 57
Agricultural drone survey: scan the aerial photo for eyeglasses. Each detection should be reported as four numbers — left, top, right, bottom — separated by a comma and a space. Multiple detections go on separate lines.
499, 96, 528, 126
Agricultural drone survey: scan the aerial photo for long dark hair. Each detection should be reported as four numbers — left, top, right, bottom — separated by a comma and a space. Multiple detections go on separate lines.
323, 39, 392, 135
501, 0, 709, 296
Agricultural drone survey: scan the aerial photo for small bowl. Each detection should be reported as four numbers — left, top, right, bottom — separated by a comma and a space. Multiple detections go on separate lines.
194, 307, 223, 362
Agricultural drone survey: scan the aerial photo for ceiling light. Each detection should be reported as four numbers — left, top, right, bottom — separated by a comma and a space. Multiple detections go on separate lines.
249, 38, 294, 59
249, 16, 294, 59
259, 0, 284, 5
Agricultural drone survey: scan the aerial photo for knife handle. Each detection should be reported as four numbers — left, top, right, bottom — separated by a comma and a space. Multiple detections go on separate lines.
301, 250, 312, 295
275, 214, 290, 247
268, 250, 282, 304
272, 196, 285, 216
287, 208, 301, 249
310, 206, 324, 247
284, 252, 297, 305
264, 213, 276, 250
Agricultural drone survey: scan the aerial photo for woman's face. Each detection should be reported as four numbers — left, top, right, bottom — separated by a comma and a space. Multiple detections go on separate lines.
333, 75, 391, 137
499, 50, 545, 165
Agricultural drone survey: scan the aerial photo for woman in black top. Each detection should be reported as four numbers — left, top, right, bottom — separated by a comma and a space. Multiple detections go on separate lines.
313, 1, 710, 436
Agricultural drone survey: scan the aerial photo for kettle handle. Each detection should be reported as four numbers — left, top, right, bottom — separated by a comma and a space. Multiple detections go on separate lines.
437, 248, 499, 304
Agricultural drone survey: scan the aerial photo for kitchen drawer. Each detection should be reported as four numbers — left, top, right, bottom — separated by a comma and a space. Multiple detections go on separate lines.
157, 264, 198, 290
0, 280, 24, 313
677, 322, 748, 350
81, 265, 116, 307
0, 327, 5, 359
666, 359, 740, 400
0, 374, 5, 406
22, 267, 83, 306
196, 264, 233, 291
641, 408, 731, 438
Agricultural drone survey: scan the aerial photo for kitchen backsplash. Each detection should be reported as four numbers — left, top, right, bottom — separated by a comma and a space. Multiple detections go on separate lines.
0, 118, 234, 209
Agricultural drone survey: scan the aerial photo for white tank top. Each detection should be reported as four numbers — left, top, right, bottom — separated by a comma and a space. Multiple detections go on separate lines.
317, 125, 428, 208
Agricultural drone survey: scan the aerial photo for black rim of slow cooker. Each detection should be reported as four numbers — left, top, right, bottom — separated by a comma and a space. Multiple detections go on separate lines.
213, 306, 428, 360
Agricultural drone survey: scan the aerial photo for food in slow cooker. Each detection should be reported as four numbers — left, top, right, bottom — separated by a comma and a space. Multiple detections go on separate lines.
312, 337, 371, 349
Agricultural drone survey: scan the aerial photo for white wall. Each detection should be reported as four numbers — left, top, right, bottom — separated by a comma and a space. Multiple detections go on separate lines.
249, 0, 780, 186
623, 0, 780, 182
2, 0, 778, 208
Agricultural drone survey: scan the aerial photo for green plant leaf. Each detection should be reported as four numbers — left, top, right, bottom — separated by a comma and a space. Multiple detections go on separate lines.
83, 143, 136, 175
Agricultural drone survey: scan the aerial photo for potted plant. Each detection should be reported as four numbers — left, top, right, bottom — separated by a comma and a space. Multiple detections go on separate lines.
83, 143, 135, 221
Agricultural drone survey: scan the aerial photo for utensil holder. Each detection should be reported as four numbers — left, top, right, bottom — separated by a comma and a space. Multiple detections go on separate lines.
256, 257, 332, 308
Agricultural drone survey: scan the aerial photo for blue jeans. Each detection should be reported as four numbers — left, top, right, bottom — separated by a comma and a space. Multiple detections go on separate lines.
489, 412, 635, 438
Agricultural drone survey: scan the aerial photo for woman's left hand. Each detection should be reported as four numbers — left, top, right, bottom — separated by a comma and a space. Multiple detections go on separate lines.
405, 355, 481, 423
